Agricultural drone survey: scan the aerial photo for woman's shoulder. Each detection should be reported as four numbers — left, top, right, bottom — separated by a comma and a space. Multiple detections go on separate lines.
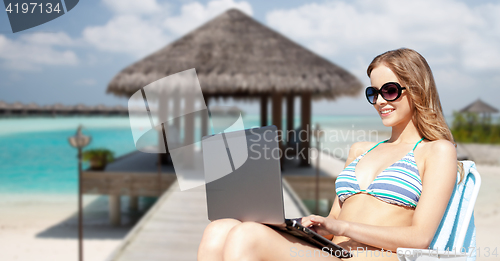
418, 139, 457, 178
419, 139, 456, 158
348, 141, 377, 158
416, 140, 457, 182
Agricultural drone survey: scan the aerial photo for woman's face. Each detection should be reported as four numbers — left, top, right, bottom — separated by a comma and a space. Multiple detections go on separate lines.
369, 64, 413, 127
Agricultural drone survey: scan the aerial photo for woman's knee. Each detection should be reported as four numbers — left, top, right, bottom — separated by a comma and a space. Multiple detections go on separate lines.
199, 218, 242, 250
223, 222, 271, 260
204, 218, 242, 237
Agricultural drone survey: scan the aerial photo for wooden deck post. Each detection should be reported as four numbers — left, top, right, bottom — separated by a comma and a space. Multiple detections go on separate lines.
272, 93, 283, 167
261, 95, 268, 127
300, 92, 311, 166
159, 93, 169, 164
184, 94, 195, 168
185, 95, 194, 146
173, 90, 181, 142
202, 95, 209, 137
109, 194, 121, 226
130, 196, 139, 212
286, 95, 294, 145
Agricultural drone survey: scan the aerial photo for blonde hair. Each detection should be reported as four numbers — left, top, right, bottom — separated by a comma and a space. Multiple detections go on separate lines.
367, 48, 464, 183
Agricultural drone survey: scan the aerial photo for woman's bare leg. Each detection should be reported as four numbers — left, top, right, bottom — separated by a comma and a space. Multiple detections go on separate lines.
198, 218, 242, 261
222, 222, 343, 261
201, 221, 397, 260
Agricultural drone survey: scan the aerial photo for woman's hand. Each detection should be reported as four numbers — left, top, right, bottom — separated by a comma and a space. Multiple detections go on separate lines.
301, 215, 349, 237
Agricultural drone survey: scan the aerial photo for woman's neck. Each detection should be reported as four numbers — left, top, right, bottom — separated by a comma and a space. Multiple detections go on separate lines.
388, 118, 422, 144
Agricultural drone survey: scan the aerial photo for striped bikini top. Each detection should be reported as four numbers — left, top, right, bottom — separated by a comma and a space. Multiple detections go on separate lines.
335, 137, 424, 208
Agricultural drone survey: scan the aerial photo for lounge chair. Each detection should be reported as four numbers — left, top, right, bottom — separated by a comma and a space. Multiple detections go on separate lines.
397, 160, 481, 261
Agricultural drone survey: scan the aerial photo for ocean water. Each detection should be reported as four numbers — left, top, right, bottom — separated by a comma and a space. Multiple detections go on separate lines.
0, 114, 452, 194
0, 117, 137, 194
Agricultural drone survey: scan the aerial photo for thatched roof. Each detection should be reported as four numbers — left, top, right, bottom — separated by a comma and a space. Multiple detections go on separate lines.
109, 105, 127, 112
73, 103, 91, 112
10, 102, 24, 110
50, 103, 72, 111
93, 104, 110, 111
26, 102, 40, 110
107, 9, 362, 100
112, 105, 126, 110
41, 104, 53, 111
460, 99, 498, 114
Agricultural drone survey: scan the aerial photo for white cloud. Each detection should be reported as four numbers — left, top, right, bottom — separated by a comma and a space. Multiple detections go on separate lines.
264, 0, 500, 114
266, 0, 500, 73
461, 31, 500, 70
0, 32, 78, 71
82, 15, 170, 58
164, 0, 253, 35
102, 0, 163, 15
82, 0, 252, 58
433, 68, 476, 90
82, 0, 172, 58
19, 32, 75, 46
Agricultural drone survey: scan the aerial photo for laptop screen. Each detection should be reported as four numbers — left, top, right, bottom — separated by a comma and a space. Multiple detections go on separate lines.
202, 125, 285, 224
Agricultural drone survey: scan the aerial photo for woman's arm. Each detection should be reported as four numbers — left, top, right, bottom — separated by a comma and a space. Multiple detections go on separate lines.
304, 140, 458, 251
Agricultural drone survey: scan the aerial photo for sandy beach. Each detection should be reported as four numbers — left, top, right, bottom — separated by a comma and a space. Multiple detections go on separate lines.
472, 164, 500, 260
0, 195, 144, 261
0, 150, 499, 261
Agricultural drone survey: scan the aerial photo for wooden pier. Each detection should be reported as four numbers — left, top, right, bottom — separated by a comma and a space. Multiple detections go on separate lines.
82, 148, 345, 226
105, 178, 310, 261
82, 151, 176, 225
81, 149, 346, 260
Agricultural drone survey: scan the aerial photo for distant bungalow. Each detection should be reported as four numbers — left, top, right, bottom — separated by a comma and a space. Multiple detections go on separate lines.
0, 100, 128, 117
459, 98, 498, 118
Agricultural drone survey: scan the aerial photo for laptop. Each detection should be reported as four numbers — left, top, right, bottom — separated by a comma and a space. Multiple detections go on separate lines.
201, 125, 351, 258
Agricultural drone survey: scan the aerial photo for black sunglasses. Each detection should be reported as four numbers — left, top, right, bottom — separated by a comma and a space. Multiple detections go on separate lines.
365, 82, 407, 105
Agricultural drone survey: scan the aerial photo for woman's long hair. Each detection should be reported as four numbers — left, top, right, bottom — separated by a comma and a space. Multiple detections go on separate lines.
367, 48, 464, 182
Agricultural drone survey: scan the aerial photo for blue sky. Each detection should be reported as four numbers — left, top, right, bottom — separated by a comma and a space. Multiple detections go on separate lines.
1, 0, 499, 116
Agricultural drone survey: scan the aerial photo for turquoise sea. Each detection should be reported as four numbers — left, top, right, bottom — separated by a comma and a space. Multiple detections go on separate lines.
0, 114, 453, 194
0, 117, 137, 194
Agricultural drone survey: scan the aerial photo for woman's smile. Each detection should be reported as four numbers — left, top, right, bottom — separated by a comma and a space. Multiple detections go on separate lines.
379, 107, 395, 117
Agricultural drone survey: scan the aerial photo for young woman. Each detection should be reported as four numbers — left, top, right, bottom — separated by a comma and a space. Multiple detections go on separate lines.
197, 48, 462, 260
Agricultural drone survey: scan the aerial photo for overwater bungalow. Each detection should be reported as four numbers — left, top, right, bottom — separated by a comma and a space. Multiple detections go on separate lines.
25, 102, 41, 114
108, 105, 128, 115
107, 8, 362, 167
0, 101, 128, 117
87, 7, 362, 229
0, 101, 9, 115
49, 103, 71, 116
91, 104, 108, 115
10, 102, 25, 115
71, 103, 92, 115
